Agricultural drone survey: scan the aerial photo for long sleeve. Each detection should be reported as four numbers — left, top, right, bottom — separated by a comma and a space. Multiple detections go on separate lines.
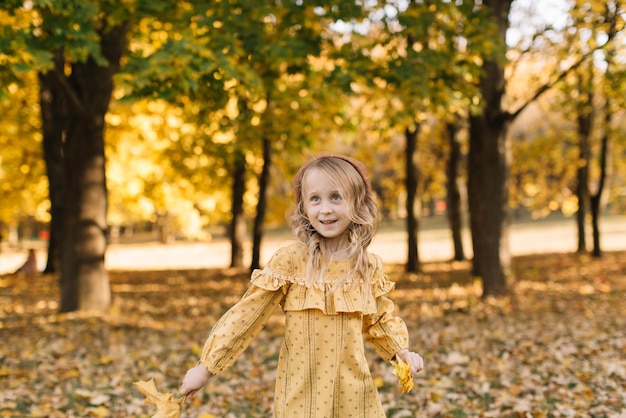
362, 294, 410, 361
200, 284, 286, 375
360, 253, 410, 360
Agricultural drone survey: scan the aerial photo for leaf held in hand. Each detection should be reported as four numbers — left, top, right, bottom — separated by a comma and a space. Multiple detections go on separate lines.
391, 358, 414, 393
134, 378, 184, 418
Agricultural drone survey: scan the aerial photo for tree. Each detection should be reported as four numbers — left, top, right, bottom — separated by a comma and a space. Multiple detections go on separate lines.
445, 120, 466, 261
466, 0, 622, 295
39, 50, 65, 273
574, 62, 594, 253
2, 0, 181, 312
467, 0, 514, 296
230, 148, 246, 268
350, 0, 488, 272
251, 136, 271, 270
405, 125, 420, 271
123, 0, 369, 269
577, 0, 624, 257
59, 20, 129, 312
228, 1, 370, 270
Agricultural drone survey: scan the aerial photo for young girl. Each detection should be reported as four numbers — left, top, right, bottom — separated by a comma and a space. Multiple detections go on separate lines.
181, 152, 424, 417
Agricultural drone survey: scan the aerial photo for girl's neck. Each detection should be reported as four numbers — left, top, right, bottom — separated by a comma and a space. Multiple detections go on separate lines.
321, 239, 352, 260
327, 248, 352, 261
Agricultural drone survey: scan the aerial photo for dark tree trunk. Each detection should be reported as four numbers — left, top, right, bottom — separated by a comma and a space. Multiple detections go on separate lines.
575, 69, 593, 254
230, 150, 246, 268
39, 49, 66, 274
468, 108, 511, 296
251, 137, 272, 270
59, 22, 129, 313
590, 109, 610, 258
445, 121, 465, 261
590, 0, 620, 258
467, 0, 513, 297
405, 125, 420, 273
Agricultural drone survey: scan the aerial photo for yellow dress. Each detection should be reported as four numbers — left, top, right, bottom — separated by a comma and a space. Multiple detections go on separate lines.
199, 243, 410, 418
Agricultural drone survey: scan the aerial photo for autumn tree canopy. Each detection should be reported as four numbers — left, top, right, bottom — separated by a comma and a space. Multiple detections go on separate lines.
1, 0, 625, 308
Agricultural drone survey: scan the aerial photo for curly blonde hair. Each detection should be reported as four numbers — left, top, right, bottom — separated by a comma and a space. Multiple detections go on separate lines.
290, 154, 378, 289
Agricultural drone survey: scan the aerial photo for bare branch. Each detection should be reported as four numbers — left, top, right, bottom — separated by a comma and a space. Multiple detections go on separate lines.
509, 19, 618, 122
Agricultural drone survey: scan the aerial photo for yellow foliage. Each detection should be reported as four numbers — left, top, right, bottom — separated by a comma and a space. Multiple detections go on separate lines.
391, 358, 414, 393
134, 379, 184, 418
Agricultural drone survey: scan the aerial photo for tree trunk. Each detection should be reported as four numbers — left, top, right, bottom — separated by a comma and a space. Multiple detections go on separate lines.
230, 150, 246, 268
468, 108, 510, 296
405, 125, 420, 273
39, 49, 66, 274
590, 109, 610, 258
467, 0, 513, 297
589, 0, 620, 258
59, 22, 128, 313
251, 137, 272, 270
445, 121, 465, 261
575, 68, 593, 254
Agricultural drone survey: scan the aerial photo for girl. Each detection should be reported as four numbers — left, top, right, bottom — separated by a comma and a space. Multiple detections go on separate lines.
181, 152, 424, 417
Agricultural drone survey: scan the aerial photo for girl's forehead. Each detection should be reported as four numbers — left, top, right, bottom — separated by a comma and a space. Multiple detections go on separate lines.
303, 168, 341, 191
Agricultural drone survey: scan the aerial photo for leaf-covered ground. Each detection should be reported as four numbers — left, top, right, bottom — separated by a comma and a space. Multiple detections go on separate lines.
1, 251, 625, 417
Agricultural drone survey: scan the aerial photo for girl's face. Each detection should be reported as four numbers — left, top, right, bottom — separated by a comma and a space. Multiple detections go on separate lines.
302, 167, 352, 248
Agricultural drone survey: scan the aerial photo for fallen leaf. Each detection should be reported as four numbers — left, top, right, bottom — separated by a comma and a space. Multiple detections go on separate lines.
85, 406, 110, 417
134, 378, 184, 418
2, 251, 626, 417
443, 351, 469, 365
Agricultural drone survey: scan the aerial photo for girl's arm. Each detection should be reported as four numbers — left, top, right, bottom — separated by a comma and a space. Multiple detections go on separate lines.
199, 284, 285, 375
363, 296, 424, 375
181, 245, 294, 397
362, 295, 410, 360
181, 283, 286, 399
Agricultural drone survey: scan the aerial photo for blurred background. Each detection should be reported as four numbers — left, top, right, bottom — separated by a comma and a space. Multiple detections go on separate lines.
1, 0, 625, 309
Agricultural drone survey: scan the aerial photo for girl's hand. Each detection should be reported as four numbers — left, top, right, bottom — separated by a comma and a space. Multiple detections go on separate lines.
181, 365, 211, 397
396, 349, 424, 375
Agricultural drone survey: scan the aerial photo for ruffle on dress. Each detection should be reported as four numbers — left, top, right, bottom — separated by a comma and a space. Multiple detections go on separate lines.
250, 243, 396, 315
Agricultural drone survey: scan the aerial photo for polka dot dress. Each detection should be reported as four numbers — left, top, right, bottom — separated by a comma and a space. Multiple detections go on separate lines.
274, 310, 385, 417
199, 243, 409, 418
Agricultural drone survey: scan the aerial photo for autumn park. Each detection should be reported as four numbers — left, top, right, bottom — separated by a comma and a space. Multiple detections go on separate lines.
1, 0, 626, 417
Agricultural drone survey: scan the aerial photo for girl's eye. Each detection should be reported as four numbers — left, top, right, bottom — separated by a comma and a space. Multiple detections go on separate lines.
310, 195, 320, 202
332, 194, 341, 200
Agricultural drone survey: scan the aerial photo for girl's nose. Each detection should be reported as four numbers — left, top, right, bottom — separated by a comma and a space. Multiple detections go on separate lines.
320, 201, 332, 214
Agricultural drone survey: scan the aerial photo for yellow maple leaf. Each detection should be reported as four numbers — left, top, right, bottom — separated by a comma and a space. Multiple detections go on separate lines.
134, 378, 184, 418
391, 358, 414, 393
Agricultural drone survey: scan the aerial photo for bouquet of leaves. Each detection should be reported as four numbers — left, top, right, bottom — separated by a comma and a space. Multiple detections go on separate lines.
391, 358, 414, 393
134, 379, 185, 418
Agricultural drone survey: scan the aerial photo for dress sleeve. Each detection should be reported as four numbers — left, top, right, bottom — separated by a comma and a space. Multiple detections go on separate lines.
199, 282, 286, 375
362, 295, 410, 360
362, 255, 410, 361
199, 247, 293, 374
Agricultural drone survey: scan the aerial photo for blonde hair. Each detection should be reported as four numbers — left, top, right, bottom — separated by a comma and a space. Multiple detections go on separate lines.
290, 156, 378, 289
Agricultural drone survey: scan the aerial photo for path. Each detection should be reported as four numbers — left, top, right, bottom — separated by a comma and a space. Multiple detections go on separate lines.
1, 215, 624, 274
